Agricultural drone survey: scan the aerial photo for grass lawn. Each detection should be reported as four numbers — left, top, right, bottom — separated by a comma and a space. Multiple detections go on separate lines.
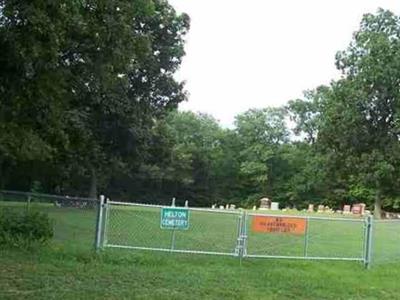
1, 200, 400, 299
1, 248, 400, 299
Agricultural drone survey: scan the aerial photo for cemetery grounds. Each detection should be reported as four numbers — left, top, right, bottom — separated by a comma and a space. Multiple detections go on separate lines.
1, 200, 400, 300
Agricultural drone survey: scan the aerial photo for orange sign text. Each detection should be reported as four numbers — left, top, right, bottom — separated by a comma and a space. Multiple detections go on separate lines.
252, 216, 307, 235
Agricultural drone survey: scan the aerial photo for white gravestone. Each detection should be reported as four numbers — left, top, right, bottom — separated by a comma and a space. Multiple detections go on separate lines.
270, 202, 279, 211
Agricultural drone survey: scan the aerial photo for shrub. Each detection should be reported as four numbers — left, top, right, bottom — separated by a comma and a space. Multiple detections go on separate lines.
0, 209, 53, 247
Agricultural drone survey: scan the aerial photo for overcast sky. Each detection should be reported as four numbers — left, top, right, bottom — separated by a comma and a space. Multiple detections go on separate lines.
168, 0, 400, 127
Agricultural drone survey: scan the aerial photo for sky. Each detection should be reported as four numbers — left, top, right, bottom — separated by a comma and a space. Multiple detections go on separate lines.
168, 0, 400, 127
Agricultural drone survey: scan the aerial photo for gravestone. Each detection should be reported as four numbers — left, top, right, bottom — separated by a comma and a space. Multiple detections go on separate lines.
219, 205, 224, 210
230, 204, 236, 210
352, 203, 366, 215
225, 204, 229, 210
211, 204, 216, 209
252, 205, 257, 210
259, 198, 271, 210
307, 204, 314, 212
317, 205, 324, 213
343, 205, 351, 214
270, 202, 279, 211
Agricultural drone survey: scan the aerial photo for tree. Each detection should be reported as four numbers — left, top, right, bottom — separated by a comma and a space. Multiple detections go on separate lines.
235, 108, 289, 203
287, 86, 328, 144
318, 9, 400, 217
152, 111, 232, 206
0, 0, 190, 196
0, 0, 81, 189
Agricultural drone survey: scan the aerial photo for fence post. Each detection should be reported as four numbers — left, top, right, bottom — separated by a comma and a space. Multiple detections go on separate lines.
242, 211, 248, 258
235, 211, 243, 257
363, 215, 373, 269
170, 197, 176, 251
101, 197, 110, 248
303, 217, 310, 257
26, 194, 31, 210
95, 195, 105, 252
235, 210, 247, 261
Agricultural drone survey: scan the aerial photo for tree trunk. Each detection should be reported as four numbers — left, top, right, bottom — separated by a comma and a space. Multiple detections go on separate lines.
373, 187, 382, 219
88, 167, 98, 199
0, 158, 6, 190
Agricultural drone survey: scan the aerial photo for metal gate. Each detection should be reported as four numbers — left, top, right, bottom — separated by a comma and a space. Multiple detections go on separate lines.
244, 213, 370, 265
372, 219, 400, 265
100, 200, 243, 256
95, 198, 373, 268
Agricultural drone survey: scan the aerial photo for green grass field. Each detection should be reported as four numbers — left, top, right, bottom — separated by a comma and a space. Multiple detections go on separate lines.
1, 200, 400, 299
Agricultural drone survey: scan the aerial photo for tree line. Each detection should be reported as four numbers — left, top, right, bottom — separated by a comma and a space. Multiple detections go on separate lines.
1, 4, 399, 216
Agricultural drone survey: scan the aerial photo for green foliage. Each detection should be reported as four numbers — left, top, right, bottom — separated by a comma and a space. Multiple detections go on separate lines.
0, 209, 54, 247
348, 183, 375, 205
287, 86, 327, 144
235, 108, 289, 198
0, 0, 190, 196
316, 9, 400, 216
30, 180, 43, 194
1, 5, 400, 215
131, 111, 239, 206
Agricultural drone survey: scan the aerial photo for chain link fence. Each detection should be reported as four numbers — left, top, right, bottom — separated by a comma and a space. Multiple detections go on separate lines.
0, 190, 99, 251
245, 213, 366, 262
372, 220, 400, 265
104, 201, 242, 256
100, 200, 374, 267
1, 190, 399, 268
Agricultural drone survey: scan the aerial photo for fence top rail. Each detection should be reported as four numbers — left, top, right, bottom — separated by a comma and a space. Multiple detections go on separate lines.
0, 189, 98, 202
247, 212, 365, 222
189, 207, 241, 214
374, 219, 400, 223
108, 200, 164, 208
108, 200, 241, 214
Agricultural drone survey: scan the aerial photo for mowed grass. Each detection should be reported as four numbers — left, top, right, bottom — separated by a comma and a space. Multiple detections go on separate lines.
1, 201, 400, 299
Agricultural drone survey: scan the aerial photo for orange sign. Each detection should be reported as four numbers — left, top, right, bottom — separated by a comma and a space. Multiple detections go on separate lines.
252, 216, 307, 235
